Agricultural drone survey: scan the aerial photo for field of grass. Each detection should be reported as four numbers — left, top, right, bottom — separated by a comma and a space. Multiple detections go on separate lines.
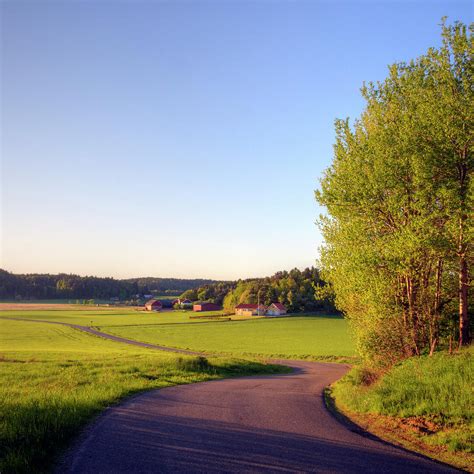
0, 317, 286, 473
104, 314, 355, 359
0, 308, 218, 326
0, 309, 356, 359
330, 348, 474, 470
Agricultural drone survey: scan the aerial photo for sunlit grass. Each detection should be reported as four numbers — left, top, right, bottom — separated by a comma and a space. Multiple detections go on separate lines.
104, 314, 356, 359
331, 348, 474, 456
0, 318, 286, 473
1, 309, 356, 359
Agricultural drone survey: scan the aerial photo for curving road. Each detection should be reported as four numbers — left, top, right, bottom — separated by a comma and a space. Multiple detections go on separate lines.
57, 360, 456, 473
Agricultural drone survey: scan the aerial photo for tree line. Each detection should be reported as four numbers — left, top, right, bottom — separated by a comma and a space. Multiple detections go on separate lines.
180, 267, 337, 313
316, 20, 472, 367
0, 270, 218, 300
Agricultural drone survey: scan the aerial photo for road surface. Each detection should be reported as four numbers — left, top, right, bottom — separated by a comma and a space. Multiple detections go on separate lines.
57, 360, 456, 473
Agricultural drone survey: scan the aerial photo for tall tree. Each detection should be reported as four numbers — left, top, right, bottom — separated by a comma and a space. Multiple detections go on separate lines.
316, 20, 472, 365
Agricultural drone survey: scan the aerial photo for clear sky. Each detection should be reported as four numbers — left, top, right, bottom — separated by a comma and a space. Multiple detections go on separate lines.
1, 1, 472, 280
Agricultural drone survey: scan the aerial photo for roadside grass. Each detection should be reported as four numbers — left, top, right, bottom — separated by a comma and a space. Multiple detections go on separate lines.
329, 347, 474, 470
0, 318, 287, 473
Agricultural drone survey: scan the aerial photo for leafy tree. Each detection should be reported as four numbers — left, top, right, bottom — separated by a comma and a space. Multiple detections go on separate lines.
316, 19, 472, 365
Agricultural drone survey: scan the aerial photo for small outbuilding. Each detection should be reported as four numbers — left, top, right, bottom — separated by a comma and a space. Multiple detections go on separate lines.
235, 304, 267, 316
193, 302, 222, 312
145, 299, 163, 311
266, 302, 287, 316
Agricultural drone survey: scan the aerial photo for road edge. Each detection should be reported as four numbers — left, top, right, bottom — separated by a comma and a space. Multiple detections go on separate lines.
323, 386, 468, 473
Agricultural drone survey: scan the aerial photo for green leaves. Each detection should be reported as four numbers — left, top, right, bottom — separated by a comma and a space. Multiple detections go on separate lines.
317, 19, 473, 365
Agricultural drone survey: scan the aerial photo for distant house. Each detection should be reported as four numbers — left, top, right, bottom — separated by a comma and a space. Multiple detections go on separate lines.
266, 302, 287, 316
172, 298, 193, 309
144, 299, 162, 311
173, 298, 192, 305
193, 302, 222, 312
235, 304, 267, 316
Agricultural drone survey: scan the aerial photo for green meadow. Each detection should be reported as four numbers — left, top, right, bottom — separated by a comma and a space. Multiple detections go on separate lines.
1, 308, 356, 359
0, 316, 287, 473
105, 314, 355, 359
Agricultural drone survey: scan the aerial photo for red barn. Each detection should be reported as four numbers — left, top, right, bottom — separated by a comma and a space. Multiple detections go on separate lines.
144, 299, 162, 311
193, 302, 222, 312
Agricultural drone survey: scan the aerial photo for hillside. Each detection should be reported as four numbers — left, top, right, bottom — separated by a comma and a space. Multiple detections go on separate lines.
180, 267, 336, 313
0, 270, 221, 300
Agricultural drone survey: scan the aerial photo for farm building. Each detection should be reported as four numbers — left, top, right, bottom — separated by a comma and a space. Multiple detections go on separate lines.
144, 299, 162, 311
193, 302, 222, 312
266, 302, 287, 316
172, 298, 193, 308
235, 304, 267, 316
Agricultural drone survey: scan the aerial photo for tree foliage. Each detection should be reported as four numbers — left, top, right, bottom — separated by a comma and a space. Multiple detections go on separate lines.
0, 270, 218, 300
183, 267, 337, 313
316, 20, 473, 366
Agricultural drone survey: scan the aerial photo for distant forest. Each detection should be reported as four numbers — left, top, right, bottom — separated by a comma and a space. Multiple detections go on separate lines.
0, 268, 335, 313
180, 267, 336, 313
0, 269, 217, 300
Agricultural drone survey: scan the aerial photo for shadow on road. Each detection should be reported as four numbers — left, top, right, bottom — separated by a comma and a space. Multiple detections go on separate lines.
64, 408, 456, 473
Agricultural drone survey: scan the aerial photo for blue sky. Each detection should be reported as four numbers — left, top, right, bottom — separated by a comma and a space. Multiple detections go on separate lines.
1, 1, 472, 279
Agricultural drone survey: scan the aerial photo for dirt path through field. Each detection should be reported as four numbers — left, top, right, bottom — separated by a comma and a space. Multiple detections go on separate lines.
0, 316, 203, 355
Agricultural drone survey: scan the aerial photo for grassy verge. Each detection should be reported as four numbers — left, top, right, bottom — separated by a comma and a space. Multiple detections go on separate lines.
0, 319, 287, 473
328, 347, 473, 471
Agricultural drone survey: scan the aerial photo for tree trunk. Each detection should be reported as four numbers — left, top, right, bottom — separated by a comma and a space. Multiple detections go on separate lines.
459, 255, 470, 347
457, 156, 469, 348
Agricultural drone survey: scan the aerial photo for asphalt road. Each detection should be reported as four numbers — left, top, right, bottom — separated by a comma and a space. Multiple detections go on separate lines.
57, 360, 457, 474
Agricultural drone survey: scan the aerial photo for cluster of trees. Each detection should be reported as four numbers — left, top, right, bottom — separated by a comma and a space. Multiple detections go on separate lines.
316, 20, 472, 367
180, 267, 336, 313
0, 267, 335, 313
180, 281, 235, 305
123, 277, 217, 295
0, 270, 217, 300
0, 270, 138, 300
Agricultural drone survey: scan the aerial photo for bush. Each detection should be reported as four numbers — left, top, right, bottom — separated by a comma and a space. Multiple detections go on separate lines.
175, 356, 212, 373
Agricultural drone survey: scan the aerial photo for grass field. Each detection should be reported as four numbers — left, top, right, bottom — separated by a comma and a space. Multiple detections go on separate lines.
0, 309, 356, 359
330, 348, 474, 470
0, 316, 287, 473
105, 314, 355, 359
0, 307, 354, 472
0, 308, 218, 325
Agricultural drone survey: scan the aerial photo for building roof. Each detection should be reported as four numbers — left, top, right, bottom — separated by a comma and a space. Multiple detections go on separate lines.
145, 299, 162, 306
270, 302, 286, 310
